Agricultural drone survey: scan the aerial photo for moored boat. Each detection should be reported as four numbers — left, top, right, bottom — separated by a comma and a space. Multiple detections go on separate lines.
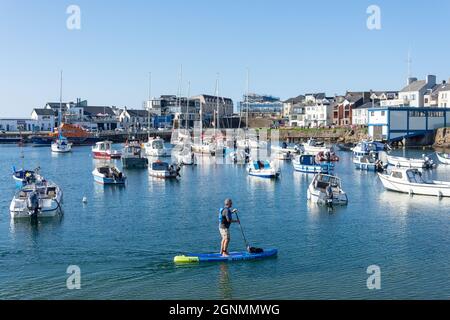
301, 139, 333, 155
51, 134, 72, 153
378, 167, 450, 197
247, 160, 280, 178
10, 181, 63, 219
92, 165, 126, 185
149, 161, 181, 178
436, 152, 450, 164
352, 141, 386, 172
12, 167, 43, 187
307, 173, 348, 205
143, 136, 171, 157
173, 146, 196, 165
121, 140, 148, 168
387, 154, 434, 169
292, 154, 334, 174
92, 141, 121, 159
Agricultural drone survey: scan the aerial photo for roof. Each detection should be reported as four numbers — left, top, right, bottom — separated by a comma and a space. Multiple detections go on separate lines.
284, 95, 305, 104
125, 109, 150, 117
45, 102, 71, 110
305, 93, 326, 99
354, 101, 379, 109
32, 108, 55, 116
193, 94, 233, 103
433, 82, 450, 94
83, 106, 115, 116
400, 80, 427, 92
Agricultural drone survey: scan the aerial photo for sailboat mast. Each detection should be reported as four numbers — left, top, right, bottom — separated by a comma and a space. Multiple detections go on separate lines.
148, 72, 152, 138
186, 81, 190, 134
59, 70, 63, 128
215, 73, 220, 135
246, 68, 249, 131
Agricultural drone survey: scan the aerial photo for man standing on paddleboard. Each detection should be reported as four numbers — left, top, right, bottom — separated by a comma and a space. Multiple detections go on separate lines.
219, 198, 239, 257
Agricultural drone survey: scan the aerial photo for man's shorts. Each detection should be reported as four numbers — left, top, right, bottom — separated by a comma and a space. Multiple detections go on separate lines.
219, 227, 230, 240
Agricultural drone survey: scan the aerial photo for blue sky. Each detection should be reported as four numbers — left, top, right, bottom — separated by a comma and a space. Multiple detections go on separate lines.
1, 0, 450, 117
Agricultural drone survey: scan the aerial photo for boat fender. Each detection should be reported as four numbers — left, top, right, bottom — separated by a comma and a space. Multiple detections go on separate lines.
437, 191, 443, 198
409, 189, 414, 196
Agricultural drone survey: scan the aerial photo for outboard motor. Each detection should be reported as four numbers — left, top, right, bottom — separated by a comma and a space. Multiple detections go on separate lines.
26, 191, 40, 219
325, 184, 334, 207
325, 151, 331, 162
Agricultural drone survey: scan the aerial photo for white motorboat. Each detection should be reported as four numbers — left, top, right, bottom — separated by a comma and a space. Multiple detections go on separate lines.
237, 138, 267, 150
173, 146, 196, 165
149, 161, 181, 179
143, 136, 170, 157
122, 140, 148, 168
378, 167, 450, 197
247, 160, 280, 178
352, 141, 386, 172
192, 141, 215, 155
301, 139, 333, 155
92, 165, 126, 185
51, 135, 72, 153
10, 181, 63, 219
387, 154, 434, 169
92, 141, 121, 159
293, 154, 334, 174
307, 174, 348, 205
436, 152, 450, 164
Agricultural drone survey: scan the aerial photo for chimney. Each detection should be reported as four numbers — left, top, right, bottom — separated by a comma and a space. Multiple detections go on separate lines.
426, 74, 436, 87
407, 77, 417, 85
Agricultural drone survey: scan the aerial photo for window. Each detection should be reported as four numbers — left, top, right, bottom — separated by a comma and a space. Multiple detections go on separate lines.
371, 111, 375, 116
381, 111, 385, 116
392, 171, 403, 179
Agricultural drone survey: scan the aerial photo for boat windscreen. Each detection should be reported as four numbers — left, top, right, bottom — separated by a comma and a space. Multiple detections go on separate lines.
152, 162, 169, 170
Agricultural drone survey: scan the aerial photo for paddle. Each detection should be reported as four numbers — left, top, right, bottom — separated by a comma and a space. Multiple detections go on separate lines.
233, 210, 249, 251
234, 210, 263, 254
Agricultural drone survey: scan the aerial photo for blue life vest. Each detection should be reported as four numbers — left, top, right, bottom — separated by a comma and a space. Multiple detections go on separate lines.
219, 207, 232, 226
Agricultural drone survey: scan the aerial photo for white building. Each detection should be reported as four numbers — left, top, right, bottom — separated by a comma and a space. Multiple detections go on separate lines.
352, 102, 375, 126
436, 80, 450, 108
0, 118, 38, 132
382, 75, 437, 108
119, 109, 150, 130
31, 109, 55, 131
303, 99, 333, 128
191, 94, 233, 117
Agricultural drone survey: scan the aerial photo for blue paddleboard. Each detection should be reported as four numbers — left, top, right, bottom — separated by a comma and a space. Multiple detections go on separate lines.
174, 248, 277, 263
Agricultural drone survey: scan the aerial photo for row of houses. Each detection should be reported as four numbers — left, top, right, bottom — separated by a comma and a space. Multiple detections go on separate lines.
283, 74, 450, 128
0, 94, 235, 133
2, 74, 450, 133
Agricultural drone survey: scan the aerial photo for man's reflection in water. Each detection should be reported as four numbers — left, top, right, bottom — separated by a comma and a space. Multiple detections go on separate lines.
218, 263, 232, 300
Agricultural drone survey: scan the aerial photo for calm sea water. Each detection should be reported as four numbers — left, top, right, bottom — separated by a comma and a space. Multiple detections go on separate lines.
0, 144, 449, 299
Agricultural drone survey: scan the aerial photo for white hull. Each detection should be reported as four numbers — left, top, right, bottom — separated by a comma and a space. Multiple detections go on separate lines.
378, 173, 450, 197
247, 162, 280, 178
307, 186, 348, 205
192, 143, 213, 154
387, 155, 433, 168
436, 152, 450, 164
149, 170, 178, 179
51, 143, 72, 153
302, 145, 331, 155
10, 187, 63, 219
174, 152, 195, 165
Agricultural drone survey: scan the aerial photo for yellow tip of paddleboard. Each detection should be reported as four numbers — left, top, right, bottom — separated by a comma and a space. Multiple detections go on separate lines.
174, 255, 200, 263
